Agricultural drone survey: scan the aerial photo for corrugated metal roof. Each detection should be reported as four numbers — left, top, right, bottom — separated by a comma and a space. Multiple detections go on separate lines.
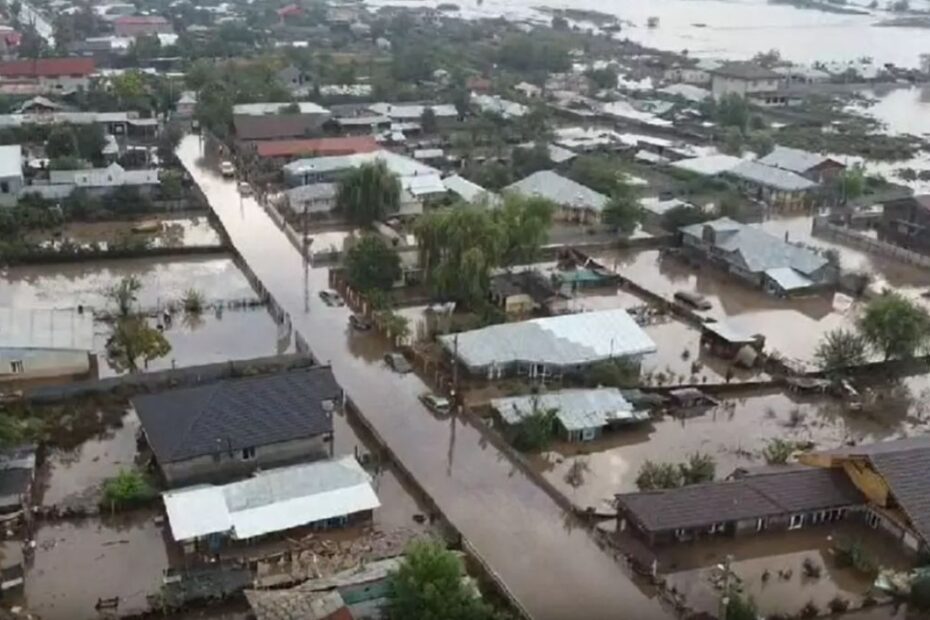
702, 321, 756, 344
764, 267, 814, 291
439, 309, 657, 370
163, 456, 380, 541
492, 388, 647, 431
443, 174, 499, 205
505, 170, 608, 212
729, 160, 817, 192
671, 154, 743, 177
368, 102, 457, 119
0, 144, 21, 180
233, 102, 330, 116
758, 146, 837, 175
284, 150, 438, 180
0, 308, 93, 350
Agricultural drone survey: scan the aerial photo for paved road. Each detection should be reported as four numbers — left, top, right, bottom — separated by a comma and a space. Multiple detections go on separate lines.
178, 136, 671, 620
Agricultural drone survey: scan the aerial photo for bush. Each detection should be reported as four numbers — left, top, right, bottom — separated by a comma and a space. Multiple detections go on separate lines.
725, 592, 757, 620
679, 452, 716, 485
584, 359, 640, 388
181, 288, 205, 314
834, 539, 878, 576
100, 469, 157, 511
510, 407, 557, 452
636, 460, 683, 490
762, 438, 798, 464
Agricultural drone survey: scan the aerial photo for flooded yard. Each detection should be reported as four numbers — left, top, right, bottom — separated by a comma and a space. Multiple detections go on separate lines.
28, 214, 223, 250
531, 387, 930, 513
658, 522, 912, 618
26, 513, 172, 620
595, 248, 860, 366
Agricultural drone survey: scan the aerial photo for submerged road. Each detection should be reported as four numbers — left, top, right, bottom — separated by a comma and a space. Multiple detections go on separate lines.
178, 136, 670, 620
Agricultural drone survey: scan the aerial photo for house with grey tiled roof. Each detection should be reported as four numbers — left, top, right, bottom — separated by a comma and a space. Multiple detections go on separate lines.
679, 217, 836, 295
758, 146, 845, 183
132, 367, 342, 486
504, 170, 608, 224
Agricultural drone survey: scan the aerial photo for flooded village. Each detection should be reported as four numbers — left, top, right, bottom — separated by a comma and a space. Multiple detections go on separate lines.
2, 0, 930, 620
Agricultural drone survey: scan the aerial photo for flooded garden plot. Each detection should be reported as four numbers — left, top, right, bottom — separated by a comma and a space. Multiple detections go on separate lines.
657, 522, 912, 618
530, 386, 930, 513
26, 214, 223, 250
594, 248, 859, 366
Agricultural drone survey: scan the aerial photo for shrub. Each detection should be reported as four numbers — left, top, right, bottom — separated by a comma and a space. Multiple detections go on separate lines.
828, 596, 849, 614
636, 460, 683, 490
181, 288, 205, 314
762, 438, 798, 464
679, 452, 716, 485
100, 469, 157, 511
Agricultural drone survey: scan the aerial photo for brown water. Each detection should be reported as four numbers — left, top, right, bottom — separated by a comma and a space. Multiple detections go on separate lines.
533, 388, 929, 513
26, 513, 172, 620
178, 136, 671, 620
30, 215, 222, 250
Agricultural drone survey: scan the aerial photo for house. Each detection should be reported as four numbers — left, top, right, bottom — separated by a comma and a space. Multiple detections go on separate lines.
757, 146, 845, 184
515, 81, 542, 99
0, 145, 23, 207
472, 94, 528, 119
700, 321, 764, 361
709, 61, 782, 100
504, 171, 608, 224
113, 15, 174, 37
175, 90, 196, 119
0, 111, 136, 135
663, 59, 721, 85
162, 456, 379, 552
367, 102, 458, 124
492, 388, 649, 443
671, 154, 743, 178
13, 96, 63, 114
489, 270, 566, 316
254, 136, 379, 163
725, 160, 818, 208
132, 367, 342, 486
880, 194, 930, 254
800, 436, 930, 554
284, 183, 338, 218
439, 308, 657, 380
640, 197, 698, 227
0, 444, 37, 513
442, 174, 500, 206
774, 65, 831, 86
0, 57, 96, 93
657, 83, 711, 103
616, 466, 865, 547
232, 102, 331, 142
679, 217, 835, 295
33, 162, 160, 199
0, 308, 95, 382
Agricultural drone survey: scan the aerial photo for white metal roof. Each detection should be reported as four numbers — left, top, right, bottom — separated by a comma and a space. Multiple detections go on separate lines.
505, 170, 608, 213
764, 267, 814, 291
492, 388, 647, 432
702, 321, 757, 344
72, 163, 160, 188
640, 197, 695, 216
443, 174, 500, 206
440, 309, 657, 370
671, 154, 743, 177
472, 94, 528, 119
0, 308, 93, 351
0, 144, 22, 180
402, 173, 445, 197
284, 150, 438, 180
757, 146, 839, 175
728, 160, 818, 192
233, 102, 330, 116
163, 456, 380, 542
368, 102, 457, 119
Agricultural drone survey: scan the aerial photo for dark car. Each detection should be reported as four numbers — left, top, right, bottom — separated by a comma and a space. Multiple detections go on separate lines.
384, 352, 413, 374
674, 290, 712, 310
319, 290, 345, 307
349, 314, 372, 331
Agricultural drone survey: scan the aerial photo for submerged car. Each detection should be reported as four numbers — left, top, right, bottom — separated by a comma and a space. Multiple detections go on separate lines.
319, 290, 345, 307
349, 314, 372, 331
419, 392, 451, 415
384, 352, 413, 374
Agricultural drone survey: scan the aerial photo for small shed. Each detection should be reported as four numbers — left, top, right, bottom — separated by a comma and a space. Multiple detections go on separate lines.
668, 388, 719, 413
700, 321, 764, 360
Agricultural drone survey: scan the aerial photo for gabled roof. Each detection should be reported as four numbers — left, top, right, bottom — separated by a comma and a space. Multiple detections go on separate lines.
728, 160, 818, 192
234, 114, 328, 141
758, 146, 843, 175
492, 388, 646, 432
0, 57, 95, 78
133, 368, 341, 464
255, 136, 378, 159
710, 61, 781, 81
0, 307, 93, 351
505, 170, 608, 212
681, 217, 828, 275
616, 467, 864, 533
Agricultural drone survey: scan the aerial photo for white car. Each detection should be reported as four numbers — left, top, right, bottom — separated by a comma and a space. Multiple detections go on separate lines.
220, 161, 235, 177
237, 181, 252, 196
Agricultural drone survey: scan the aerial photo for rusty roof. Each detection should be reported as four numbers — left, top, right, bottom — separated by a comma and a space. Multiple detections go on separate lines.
255, 136, 378, 159
0, 57, 95, 78
616, 467, 864, 533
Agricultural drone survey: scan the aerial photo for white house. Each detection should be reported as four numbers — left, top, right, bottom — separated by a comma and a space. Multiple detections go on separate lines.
709, 62, 783, 100
175, 91, 197, 119
0, 145, 23, 207
0, 308, 95, 381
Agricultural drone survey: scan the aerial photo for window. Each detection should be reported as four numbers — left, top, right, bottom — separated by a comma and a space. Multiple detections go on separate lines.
241, 447, 256, 460
789, 514, 804, 530
708, 522, 725, 534
1, 182, 9, 194
9, 360, 23, 374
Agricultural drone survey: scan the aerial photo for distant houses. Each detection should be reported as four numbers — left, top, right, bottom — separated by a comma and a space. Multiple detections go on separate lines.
0, 57, 96, 93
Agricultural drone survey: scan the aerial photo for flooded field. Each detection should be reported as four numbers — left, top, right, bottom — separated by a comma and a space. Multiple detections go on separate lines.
596, 248, 859, 366
531, 387, 930, 512
659, 522, 912, 617
0, 256, 258, 311
28, 214, 222, 250
26, 513, 172, 620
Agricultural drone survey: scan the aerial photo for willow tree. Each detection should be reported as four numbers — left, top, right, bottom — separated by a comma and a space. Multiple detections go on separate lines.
336, 160, 401, 227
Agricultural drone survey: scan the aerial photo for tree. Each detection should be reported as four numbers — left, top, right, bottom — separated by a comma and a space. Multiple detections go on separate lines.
602, 183, 642, 234
857, 292, 930, 361
101, 469, 156, 511
747, 131, 774, 156
421, 107, 437, 134
510, 406, 557, 452
585, 66, 618, 91
157, 122, 185, 162
105, 315, 172, 373
636, 461, 683, 490
496, 193, 554, 266
511, 143, 552, 179
345, 235, 402, 292
569, 156, 624, 195
721, 126, 744, 156
836, 165, 866, 203
112, 70, 148, 107
46, 126, 78, 159
661, 205, 712, 231
336, 161, 401, 227
75, 124, 105, 163
726, 592, 758, 620
679, 452, 715, 485
716, 93, 750, 131
105, 275, 142, 319
814, 329, 867, 373
388, 539, 506, 620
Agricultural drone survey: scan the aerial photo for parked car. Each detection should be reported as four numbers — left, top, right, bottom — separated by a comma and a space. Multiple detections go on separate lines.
319, 290, 345, 307
419, 393, 451, 415
384, 352, 413, 374
237, 181, 252, 196
220, 161, 235, 177
674, 290, 712, 310
349, 314, 372, 331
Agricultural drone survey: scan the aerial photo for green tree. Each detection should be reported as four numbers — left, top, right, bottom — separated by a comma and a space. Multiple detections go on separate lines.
46, 126, 77, 159
716, 93, 750, 131
585, 66, 618, 91
345, 235, 402, 292
679, 452, 716, 485
857, 292, 930, 361
814, 328, 868, 373
421, 107, 437, 134
748, 131, 774, 156
726, 592, 758, 620
510, 406, 557, 452
101, 469, 157, 511
661, 205, 712, 231
836, 165, 866, 203
105, 275, 142, 319
569, 155, 624, 195
388, 540, 506, 620
636, 460, 683, 490
511, 143, 552, 179
75, 124, 105, 163
336, 161, 402, 227
602, 183, 642, 234
105, 316, 172, 373
157, 123, 185, 162
112, 70, 148, 107
496, 193, 554, 266
721, 126, 745, 156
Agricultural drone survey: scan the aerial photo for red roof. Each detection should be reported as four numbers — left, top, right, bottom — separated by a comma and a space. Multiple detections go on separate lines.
277, 4, 303, 17
0, 57, 95, 78
256, 136, 379, 159
113, 15, 170, 24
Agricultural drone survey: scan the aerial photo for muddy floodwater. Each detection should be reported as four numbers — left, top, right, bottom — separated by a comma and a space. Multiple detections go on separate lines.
596, 248, 859, 366
533, 387, 930, 512
179, 136, 671, 620
26, 513, 172, 620
658, 522, 912, 617
29, 215, 222, 250
0, 256, 258, 311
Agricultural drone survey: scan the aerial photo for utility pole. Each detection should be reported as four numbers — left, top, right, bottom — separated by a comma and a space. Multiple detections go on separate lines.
718, 554, 735, 620
451, 334, 459, 403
